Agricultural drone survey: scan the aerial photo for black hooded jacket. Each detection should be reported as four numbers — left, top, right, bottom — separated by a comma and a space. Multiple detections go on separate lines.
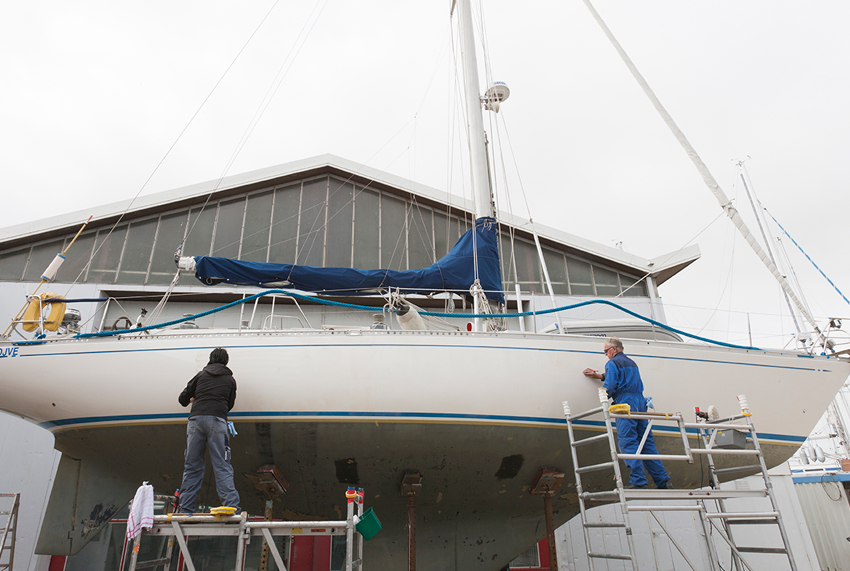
178, 363, 237, 420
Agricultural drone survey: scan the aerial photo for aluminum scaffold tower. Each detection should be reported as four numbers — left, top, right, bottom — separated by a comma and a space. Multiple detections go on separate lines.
564, 390, 797, 571
120, 487, 373, 571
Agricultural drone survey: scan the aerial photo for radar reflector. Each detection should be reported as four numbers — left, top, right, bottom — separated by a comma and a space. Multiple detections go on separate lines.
484, 81, 510, 112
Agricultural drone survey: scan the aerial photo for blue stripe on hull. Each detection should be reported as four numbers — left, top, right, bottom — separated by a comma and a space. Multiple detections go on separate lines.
16, 342, 833, 372
39, 411, 806, 443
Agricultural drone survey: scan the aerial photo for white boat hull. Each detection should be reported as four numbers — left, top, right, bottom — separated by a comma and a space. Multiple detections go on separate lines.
2, 329, 846, 569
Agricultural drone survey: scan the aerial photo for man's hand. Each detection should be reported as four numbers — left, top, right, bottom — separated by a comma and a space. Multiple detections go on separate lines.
190, 397, 194, 403
583, 368, 602, 380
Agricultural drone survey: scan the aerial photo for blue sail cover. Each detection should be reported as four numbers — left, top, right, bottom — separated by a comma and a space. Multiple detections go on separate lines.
193, 217, 504, 303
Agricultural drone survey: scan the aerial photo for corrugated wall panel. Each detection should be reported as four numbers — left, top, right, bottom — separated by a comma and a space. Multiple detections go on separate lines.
795, 481, 850, 571
557, 475, 822, 571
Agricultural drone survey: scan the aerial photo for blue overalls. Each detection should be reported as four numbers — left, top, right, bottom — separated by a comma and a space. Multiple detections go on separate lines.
603, 352, 669, 487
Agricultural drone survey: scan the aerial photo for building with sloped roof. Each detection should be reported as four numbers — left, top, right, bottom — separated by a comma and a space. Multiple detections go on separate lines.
0, 154, 698, 336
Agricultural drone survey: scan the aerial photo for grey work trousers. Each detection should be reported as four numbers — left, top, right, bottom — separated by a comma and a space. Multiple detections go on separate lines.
178, 415, 240, 512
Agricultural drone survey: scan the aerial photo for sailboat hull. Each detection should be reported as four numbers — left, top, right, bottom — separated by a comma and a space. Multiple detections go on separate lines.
2, 329, 847, 569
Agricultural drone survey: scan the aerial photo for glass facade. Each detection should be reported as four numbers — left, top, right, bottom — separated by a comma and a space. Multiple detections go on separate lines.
0, 174, 648, 297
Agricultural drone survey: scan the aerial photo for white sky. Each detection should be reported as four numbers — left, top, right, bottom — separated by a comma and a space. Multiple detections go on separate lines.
1, 0, 849, 348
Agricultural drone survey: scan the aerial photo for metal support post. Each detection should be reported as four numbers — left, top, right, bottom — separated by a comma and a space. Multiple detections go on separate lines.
530, 468, 565, 571
400, 472, 422, 571
259, 498, 274, 571
542, 494, 558, 570
346, 489, 355, 571
408, 495, 416, 571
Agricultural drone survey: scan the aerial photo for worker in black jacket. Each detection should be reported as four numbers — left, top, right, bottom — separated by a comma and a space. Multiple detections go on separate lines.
177, 347, 240, 512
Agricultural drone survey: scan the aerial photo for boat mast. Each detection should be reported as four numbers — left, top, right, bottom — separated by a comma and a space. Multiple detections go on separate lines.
581, 0, 826, 342
455, 0, 493, 220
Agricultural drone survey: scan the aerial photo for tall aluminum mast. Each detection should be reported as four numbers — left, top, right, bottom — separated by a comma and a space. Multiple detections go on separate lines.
455, 0, 493, 220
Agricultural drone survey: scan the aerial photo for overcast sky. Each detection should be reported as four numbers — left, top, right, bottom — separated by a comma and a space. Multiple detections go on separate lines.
2, 1, 848, 348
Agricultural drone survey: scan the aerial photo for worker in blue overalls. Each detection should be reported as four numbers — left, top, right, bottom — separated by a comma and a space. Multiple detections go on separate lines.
583, 337, 671, 489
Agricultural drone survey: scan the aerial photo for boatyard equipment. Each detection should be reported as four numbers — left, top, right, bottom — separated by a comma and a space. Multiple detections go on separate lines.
121, 487, 372, 571
246, 465, 290, 571
563, 394, 797, 571
530, 467, 565, 571
400, 471, 422, 571
0, 493, 19, 571
355, 507, 381, 541
3, 216, 90, 337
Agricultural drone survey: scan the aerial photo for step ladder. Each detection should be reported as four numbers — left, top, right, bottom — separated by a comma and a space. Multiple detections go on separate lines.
120, 487, 369, 571
0, 494, 19, 571
563, 390, 797, 571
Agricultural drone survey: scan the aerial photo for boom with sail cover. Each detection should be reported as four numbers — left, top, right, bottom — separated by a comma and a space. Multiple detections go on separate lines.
192, 216, 505, 303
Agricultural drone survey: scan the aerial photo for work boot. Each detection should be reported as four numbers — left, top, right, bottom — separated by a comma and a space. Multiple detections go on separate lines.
625, 483, 647, 489
656, 480, 672, 490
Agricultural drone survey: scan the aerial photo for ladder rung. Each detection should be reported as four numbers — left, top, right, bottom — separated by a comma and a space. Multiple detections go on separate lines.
725, 518, 779, 525
707, 511, 779, 520
572, 434, 610, 447
567, 406, 605, 421
588, 552, 633, 561
135, 557, 172, 569
617, 453, 692, 461
576, 462, 614, 474
581, 491, 619, 501
583, 521, 626, 528
712, 464, 763, 475
692, 449, 761, 456
736, 547, 788, 555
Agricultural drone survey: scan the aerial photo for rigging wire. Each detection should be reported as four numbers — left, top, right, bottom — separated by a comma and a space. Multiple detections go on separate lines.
738, 162, 802, 333
61, 2, 282, 296
580, 0, 822, 337
765, 207, 850, 308
182, 0, 329, 251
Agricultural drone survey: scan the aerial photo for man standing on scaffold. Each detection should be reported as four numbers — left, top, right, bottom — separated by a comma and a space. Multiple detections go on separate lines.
177, 347, 241, 512
583, 337, 671, 489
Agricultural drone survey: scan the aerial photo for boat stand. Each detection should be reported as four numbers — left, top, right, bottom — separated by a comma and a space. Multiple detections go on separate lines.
0, 493, 19, 571
563, 391, 797, 571
121, 488, 367, 571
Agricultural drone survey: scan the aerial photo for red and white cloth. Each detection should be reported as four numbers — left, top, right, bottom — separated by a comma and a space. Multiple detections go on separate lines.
126, 482, 155, 539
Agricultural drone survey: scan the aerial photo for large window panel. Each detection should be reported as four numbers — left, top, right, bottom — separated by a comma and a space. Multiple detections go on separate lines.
149, 211, 189, 284
514, 238, 541, 292
55, 233, 96, 283
620, 273, 648, 297
298, 178, 327, 266
326, 180, 353, 267
24, 240, 66, 282
498, 234, 517, 289
89, 226, 127, 284
116, 219, 157, 284
542, 249, 569, 294
0, 247, 30, 281
183, 207, 215, 257
434, 212, 450, 259
408, 205, 433, 269
179, 207, 215, 285
212, 198, 245, 259
353, 188, 379, 269
593, 265, 620, 297
241, 192, 273, 263
269, 184, 300, 263
567, 257, 594, 296
381, 193, 407, 271
449, 216, 466, 249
